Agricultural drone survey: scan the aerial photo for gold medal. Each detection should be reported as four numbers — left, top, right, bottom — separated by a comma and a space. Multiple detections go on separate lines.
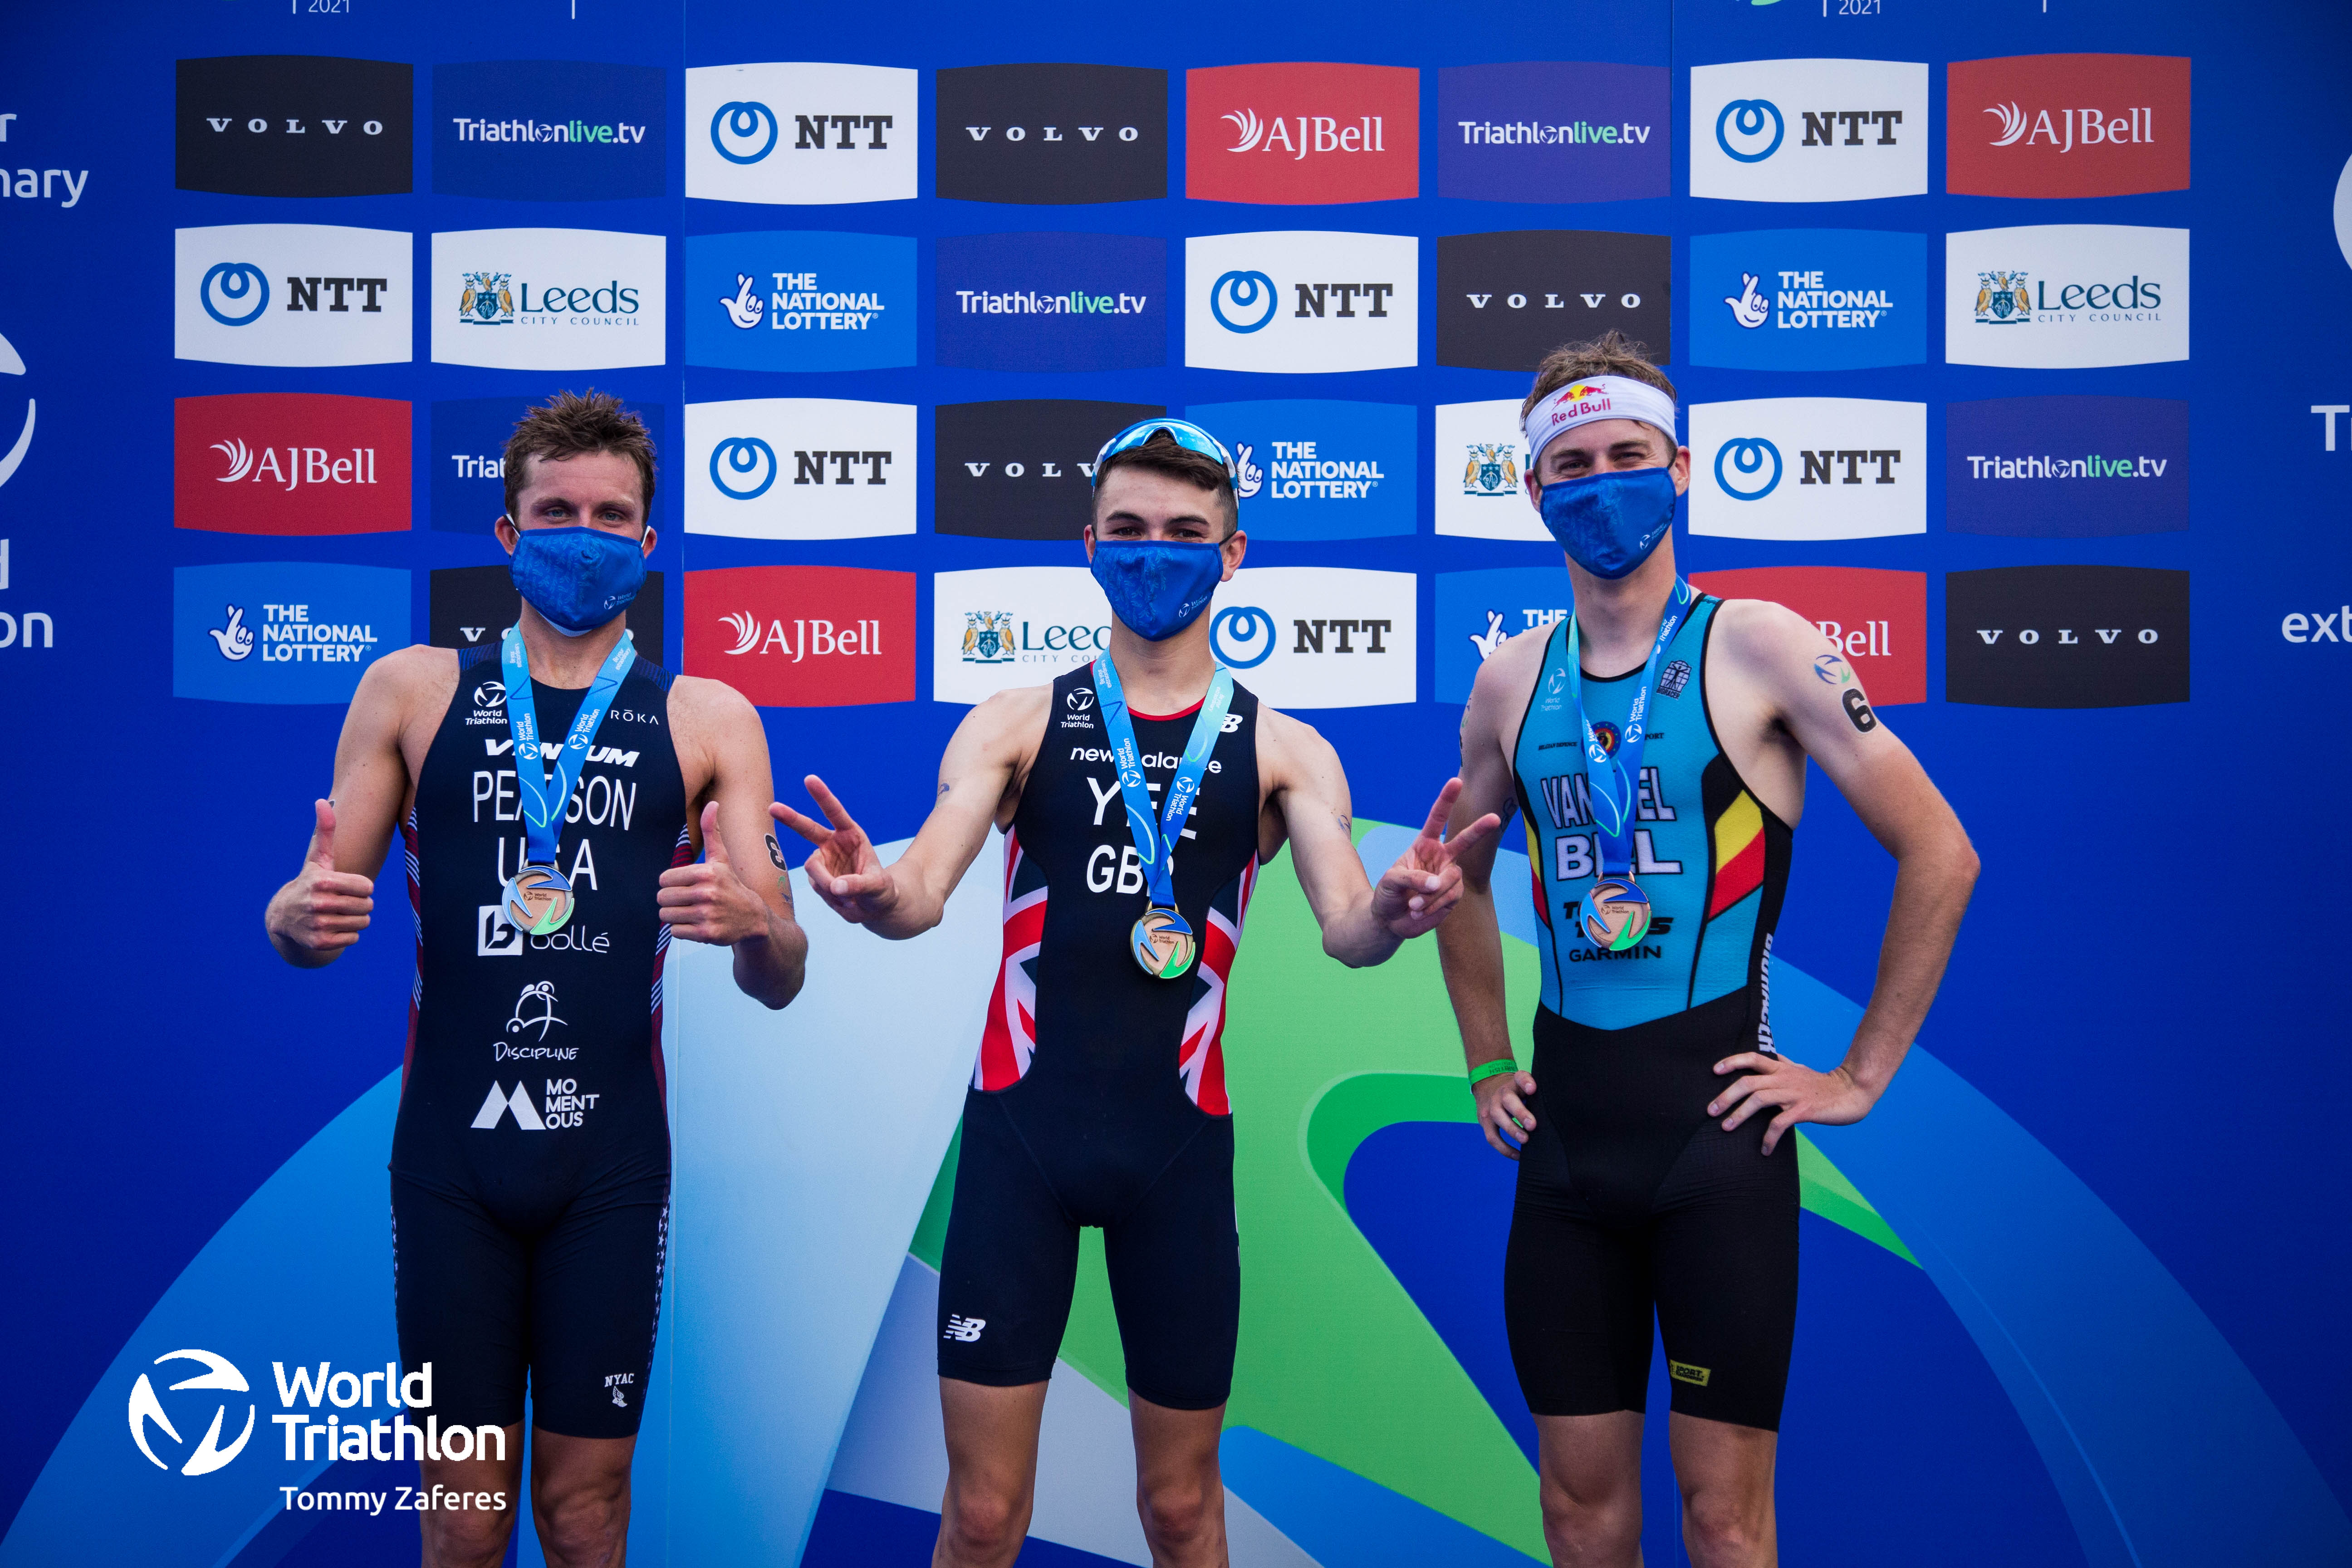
503, 864, 573, 936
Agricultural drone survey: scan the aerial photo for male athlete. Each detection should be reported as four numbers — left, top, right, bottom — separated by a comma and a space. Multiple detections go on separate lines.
264, 391, 806, 1568
777, 421, 1499, 1568
1436, 334, 1977, 1568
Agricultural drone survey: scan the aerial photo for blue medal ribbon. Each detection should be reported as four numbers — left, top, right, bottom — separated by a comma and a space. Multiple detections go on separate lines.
501, 625, 637, 873
1566, 578, 1695, 902
1091, 655, 1235, 977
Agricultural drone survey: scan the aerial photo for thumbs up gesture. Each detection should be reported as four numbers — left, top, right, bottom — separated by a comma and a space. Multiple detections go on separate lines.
659, 800, 772, 945
265, 798, 376, 963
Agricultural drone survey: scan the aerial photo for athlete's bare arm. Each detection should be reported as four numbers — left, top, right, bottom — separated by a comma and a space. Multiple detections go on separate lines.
264, 644, 455, 967
662, 674, 808, 1009
1255, 705, 1500, 969
774, 685, 1051, 939
1700, 598, 1980, 1152
1437, 625, 1552, 1157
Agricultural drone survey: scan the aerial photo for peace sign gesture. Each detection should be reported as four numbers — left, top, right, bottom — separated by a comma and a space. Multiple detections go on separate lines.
770, 775, 900, 926
1369, 778, 1501, 941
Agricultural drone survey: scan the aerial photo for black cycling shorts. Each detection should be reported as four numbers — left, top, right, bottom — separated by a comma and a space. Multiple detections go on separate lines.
936, 1087, 1240, 1411
1504, 999, 1799, 1433
391, 1173, 670, 1440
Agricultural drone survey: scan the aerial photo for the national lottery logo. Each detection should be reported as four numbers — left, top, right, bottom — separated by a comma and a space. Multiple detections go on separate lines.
174, 562, 409, 704
685, 63, 919, 204
1690, 230, 1925, 372
1689, 59, 1927, 203
685, 231, 915, 372
1184, 231, 1417, 374
1434, 566, 1573, 701
1186, 398, 1414, 540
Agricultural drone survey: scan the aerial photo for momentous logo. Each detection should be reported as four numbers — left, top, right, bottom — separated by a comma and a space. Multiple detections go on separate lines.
934, 399, 1161, 542
1945, 225, 2186, 369
682, 397, 914, 541
1945, 565, 2188, 708
1185, 231, 1417, 373
1186, 63, 1418, 205
175, 224, 412, 368
685, 230, 916, 372
1690, 229, 1925, 372
1434, 401, 1548, 542
174, 562, 408, 704
176, 54, 411, 196
1945, 396, 2187, 537
429, 228, 665, 372
429, 564, 666, 656
1437, 230, 1672, 372
684, 566, 914, 707
1185, 398, 1414, 540
175, 393, 411, 536
936, 232, 1165, 372
936, 64, 1166, 204
684, 62, 918, 205
1687, 398, 1924, 541
1203, 568, 1416, 709
1438, 62, 1667, 204
433, 60, 665, 201
1689, 566, 1926, 706
1947, 55, 2190, 198
1689, 58, 1928, 202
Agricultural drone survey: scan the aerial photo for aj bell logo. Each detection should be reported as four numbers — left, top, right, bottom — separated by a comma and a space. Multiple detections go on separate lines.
129, 1349, 255, 1476
1983, 103, 2155, 153
1222, 109, 1386, 159
213, 439, 380, 490
720, 610, 886, 660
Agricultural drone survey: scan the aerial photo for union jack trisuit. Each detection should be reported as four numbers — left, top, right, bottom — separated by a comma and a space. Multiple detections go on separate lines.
1503, 592, 1802, 1435
388, 643, 678, 1441
938, 665, 1263, 1410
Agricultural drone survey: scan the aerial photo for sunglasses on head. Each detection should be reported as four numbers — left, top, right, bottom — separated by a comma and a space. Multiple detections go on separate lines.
1092, 418, 1238, 483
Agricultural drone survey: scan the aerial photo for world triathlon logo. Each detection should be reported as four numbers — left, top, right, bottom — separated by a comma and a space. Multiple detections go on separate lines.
1209, 270, 1278, 333
710, 101, 779, 164
200, 263, 271, 326
1715, 437, 1782, 500
128, 1349, 255, 1476
1209, 605, 1276, 667
1715, 99, 1784, 162
710, 437, 778, 500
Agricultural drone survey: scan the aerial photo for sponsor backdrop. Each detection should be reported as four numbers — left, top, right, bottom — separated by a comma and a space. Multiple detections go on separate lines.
3, 4, 2349, 1568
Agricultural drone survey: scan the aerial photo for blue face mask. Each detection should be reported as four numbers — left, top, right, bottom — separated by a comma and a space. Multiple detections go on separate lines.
1536, 466, 1679, 580
509, 526, 649, 637
1089, 540, 1225, 643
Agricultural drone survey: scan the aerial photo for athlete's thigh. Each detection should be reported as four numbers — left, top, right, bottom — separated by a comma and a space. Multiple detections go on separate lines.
527, 1176, 671, 1440
938, 1093, 1083, 1388
1647, 1125, 1798, 1432
393, 1176, 531, 1431
1504, 1193, 1654, 1418
1102, 1117, 1238, 1412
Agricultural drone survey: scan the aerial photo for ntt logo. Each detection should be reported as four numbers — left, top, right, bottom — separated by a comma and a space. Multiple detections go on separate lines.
711, 101, 779, 163
1716, 99, 1784, 162
1210, 270, 1278, 333
1210, 604, 1277, 667
201, 263, 271, 326
710, 436, 778, 500
1715, 437, 1782, 500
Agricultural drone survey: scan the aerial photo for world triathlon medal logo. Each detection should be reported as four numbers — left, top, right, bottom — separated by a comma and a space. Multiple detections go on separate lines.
1580, 877, 1652, 951
503, 864, 573, 935
459, 271, 515, 327
1132, 905, 1198, 979
1975, 270, 2030, 326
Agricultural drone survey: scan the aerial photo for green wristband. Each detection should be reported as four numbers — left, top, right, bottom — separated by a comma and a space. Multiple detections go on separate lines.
1467, 1057, 1519, 1087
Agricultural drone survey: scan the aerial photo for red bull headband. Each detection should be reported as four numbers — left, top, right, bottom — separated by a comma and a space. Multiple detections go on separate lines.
1522, 376, 1681, 474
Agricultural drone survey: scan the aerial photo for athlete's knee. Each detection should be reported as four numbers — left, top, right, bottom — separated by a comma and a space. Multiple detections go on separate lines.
1679, 1483, 1772, 1567
941, 1479, 1028, 1563
1538, 1465, 1641, 1559
420, 1504, 515, 1568
532, 1470, 629, 1567
1137, 1473, 1220, 1553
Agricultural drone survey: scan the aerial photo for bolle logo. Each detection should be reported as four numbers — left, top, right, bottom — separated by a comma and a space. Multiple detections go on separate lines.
128, 1349, 255, 1476
710, 437, 778, 500
1715, 99, 1783, 162
458, 272, 514, 326
1209, 605, 1278, 668
711, 101, 779, 163
478, 904, 522, 956
201, 263, 271, 327
1716, 437, 1782, 499
1209, 270, 1278, 333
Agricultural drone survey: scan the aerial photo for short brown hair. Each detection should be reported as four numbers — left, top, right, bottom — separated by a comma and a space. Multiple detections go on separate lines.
1093, 430, 1238, 536
1520, 330, 1680, 421
502, 389, 657, 528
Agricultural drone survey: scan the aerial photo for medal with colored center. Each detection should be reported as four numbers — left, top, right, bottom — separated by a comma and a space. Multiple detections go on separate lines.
1091, 653, 1236, 982
1565, 580, 1694, 954
1579, 877, 1651, 951
1132, 905, 1198, 980
498, 624, 637, 941
504, 864, 574, 936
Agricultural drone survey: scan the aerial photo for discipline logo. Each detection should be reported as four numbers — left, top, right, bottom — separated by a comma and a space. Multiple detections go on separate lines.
1434, 565, 1575, 703
1945, 565, 2188, 708
174, 393, 411, 536
932, 567, 1118, 703
1947, 55, 2189, 198
1186, 63, 1418, 204
936, 233, 1165, 372
685, 566, 914, 707
174, 562, 408, 705
428, 564, 666, 655
1687, 397, 1925, 541
683, 397, 914, 541
1690, 229, 1925, 371
934, 400, 1162, 541
1687, 566, 1926, 706
1184, 231, 1417, 373
1945, 225, 2186, 369
1946, 396, 2188, 537
175, 224, 412, 368
1185, 399, 1414, 540
684, 62, 918, 204
1437, 62, 1668, 203
433, 60, 666, 201
430, 399, 666, 535
684, 230, 915, 372
1434, 400, 1550, 542
1437, 230, 1672, 372
1689, 59, 1927, 202
1202, 568, 1416, 709
176, 55, 412, 196
936, 64, 1166, 204
429, 228, 665, 372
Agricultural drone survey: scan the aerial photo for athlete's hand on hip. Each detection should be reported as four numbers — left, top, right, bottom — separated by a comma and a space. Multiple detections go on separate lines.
1369, 778, 1501, 940
1474, 1068, 1539, 1160
659, 801, 771, 946
269, 799, 376, 954
770, 775, 898, 925
1707, 1053, 1875, 1156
